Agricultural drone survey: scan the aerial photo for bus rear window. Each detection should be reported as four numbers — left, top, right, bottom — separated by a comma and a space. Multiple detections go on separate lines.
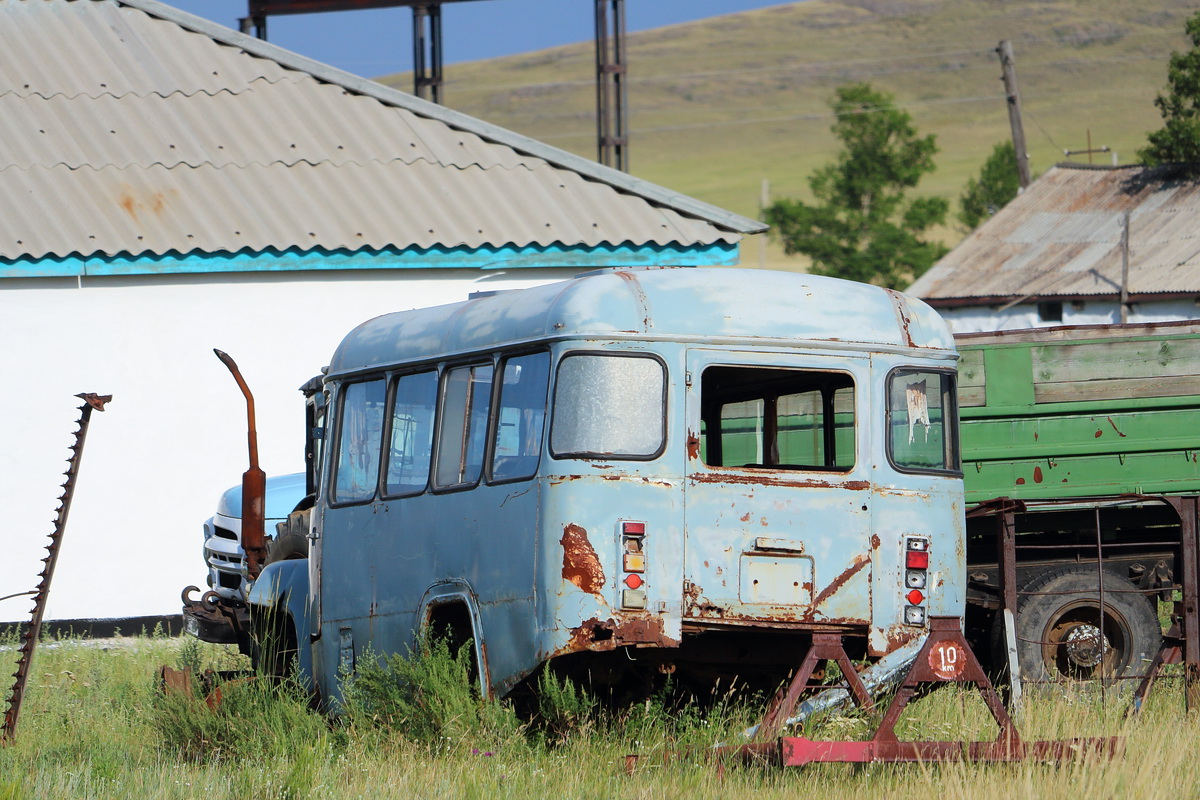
700, 366, 855, 470
551, 354, 665, 459
887, 369, 959, 473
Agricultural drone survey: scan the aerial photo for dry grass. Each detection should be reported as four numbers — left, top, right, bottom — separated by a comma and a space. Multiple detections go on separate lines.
2, 631, 1200, 799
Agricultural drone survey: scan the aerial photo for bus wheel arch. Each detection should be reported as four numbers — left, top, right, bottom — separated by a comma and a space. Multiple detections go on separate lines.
251, 600, 299, 680
418, 587, 491, 698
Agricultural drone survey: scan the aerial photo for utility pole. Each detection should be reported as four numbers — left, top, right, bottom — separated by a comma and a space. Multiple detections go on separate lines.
1120, 210, 1131, 324
595, 0, 629, 171
996, 41, 1032, 190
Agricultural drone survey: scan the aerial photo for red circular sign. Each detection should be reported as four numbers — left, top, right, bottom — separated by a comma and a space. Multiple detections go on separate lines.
928, 640, 966, 680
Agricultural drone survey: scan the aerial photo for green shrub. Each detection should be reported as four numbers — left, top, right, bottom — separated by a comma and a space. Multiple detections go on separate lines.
532, 668, 596, 743
343, 635, 521, 747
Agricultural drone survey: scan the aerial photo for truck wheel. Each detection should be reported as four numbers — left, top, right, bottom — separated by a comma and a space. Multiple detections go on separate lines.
267, 509, 310, 562
1013, 565, 1160, 684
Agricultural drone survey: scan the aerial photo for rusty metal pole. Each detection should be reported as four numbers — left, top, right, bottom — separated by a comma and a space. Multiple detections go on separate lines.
999, 509, 1018, 615
594, 0, 611, 167
1094, 507, 1107, 703
595, 0, 628, 171
1182, 496, 1200, 710
413, 4, 429, 100
214, 350, 267, 580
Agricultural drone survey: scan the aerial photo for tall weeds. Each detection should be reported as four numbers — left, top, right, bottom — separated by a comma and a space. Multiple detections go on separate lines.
342, 635, 522, 748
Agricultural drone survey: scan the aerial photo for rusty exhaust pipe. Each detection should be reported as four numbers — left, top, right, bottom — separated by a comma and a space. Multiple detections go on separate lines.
214, 349, 266, 580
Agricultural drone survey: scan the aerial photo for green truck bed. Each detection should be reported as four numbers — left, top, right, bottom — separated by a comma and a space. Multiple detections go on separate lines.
956, 321, 1200, 504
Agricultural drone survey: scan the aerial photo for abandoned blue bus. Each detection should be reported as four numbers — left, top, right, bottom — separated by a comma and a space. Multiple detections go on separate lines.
236, 267, 964, 702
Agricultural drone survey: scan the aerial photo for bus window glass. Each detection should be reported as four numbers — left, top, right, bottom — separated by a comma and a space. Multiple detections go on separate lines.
435, 364, 494, 488
333, 379, 387, 503
551, 355, 665, 458
492, 352, 550, 482
888, 370, 959, 473
385, 371, 438, 496
701, 367, 854, 471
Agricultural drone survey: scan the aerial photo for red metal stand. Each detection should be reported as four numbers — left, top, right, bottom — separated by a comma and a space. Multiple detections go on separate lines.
776, 618, 1120, 764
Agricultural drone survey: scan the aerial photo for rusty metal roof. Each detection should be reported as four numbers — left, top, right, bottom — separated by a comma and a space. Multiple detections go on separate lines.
909, 164, 1200, 305
0, 0, 763, 262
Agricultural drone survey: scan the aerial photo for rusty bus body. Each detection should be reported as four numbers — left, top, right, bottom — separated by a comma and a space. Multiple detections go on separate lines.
244, 267, 965, 702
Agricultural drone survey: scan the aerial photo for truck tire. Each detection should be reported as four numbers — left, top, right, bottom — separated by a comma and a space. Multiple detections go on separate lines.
1013, 565, 1160, 684
252, 509, 310, 678
267, 508, 310, 563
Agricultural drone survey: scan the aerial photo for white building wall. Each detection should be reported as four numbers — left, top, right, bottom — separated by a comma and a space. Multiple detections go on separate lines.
935, 298, 1200, 334
0, 267, 576, 621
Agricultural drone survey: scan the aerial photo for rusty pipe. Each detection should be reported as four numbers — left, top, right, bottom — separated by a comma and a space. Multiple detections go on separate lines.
214, 349, 267, 580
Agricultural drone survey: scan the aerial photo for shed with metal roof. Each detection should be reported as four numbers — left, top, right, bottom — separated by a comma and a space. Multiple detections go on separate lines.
908, 163, 1200, 333
0, 0, 763, 623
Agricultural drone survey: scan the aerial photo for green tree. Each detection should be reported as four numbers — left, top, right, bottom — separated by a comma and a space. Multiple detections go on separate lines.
764, 83, 948, 289
1140, 11, 1200, 170
958, 141, 1021, 230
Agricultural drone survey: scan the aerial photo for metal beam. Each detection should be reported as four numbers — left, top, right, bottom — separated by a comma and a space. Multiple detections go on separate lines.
412, 3, 444, 103
594, 0, 628, 172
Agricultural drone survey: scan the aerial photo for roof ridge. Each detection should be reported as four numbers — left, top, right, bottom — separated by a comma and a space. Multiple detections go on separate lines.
115, 0, 765, 235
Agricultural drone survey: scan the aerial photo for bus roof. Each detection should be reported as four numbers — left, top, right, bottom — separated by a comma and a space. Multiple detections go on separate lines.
327, 268, 955, 377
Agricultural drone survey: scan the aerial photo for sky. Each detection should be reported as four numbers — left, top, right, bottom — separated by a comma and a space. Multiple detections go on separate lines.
168, 1, 792, 78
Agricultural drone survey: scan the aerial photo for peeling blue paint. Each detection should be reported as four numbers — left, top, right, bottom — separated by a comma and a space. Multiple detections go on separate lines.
0, 242, 740, 279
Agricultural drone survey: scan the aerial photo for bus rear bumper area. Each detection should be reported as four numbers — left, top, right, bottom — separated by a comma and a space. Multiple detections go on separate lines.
657, 617, 1122, 769
180, 585, 251, 649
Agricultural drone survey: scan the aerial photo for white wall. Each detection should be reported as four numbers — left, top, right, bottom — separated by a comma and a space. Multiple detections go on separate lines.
0, 267, 576, 622
936, 298, 1200, 334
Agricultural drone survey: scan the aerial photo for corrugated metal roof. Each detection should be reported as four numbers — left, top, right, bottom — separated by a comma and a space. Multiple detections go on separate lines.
909, 164, 1200, 304
0, 0, 763, 262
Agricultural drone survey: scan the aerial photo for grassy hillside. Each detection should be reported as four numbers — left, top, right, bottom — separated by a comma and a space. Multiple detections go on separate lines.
380, 0, 1192, 270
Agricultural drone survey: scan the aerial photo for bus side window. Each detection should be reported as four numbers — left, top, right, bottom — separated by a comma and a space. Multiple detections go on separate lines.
435, 363, 494, 488
333, 379, 387, 503
385, 371, 438, 497
492, 352, 550, 482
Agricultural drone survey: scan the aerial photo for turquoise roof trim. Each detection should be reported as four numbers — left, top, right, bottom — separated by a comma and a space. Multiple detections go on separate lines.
0, 242, 739, 279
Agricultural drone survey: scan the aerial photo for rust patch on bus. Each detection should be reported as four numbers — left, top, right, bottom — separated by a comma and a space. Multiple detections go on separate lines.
811, 555, 870, 608
884, 288, 917, 348
561, 524, 605, 594
689, 472, 870, 490
614, 270, 652, 329
686, 431, 701, 460
882, 626, 924, 652
563, 615, 679, 654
